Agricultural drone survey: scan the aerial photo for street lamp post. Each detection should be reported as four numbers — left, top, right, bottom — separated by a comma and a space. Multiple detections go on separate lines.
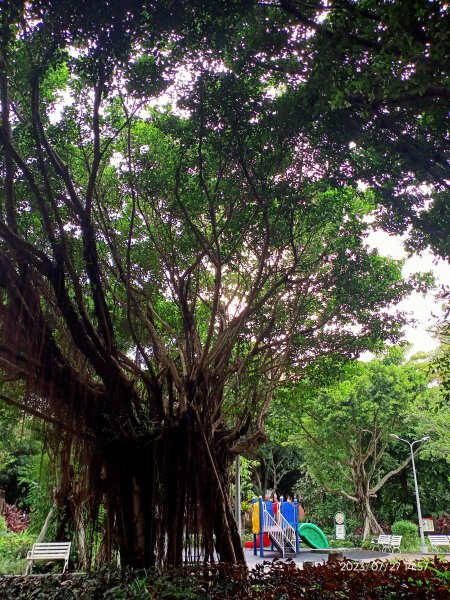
390, 435, 430, 554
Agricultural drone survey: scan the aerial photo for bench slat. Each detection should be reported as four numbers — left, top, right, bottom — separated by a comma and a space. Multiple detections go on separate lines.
32, 543, 70, 548
371, 534, 403, 553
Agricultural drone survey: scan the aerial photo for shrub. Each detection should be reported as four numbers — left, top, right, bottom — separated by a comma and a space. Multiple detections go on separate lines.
4, 505, 29, 533
327, 533, 362, 548
345, 518, 361, 535
0, 559, 449, 599
0, 531, 34, 560
433, 514, 450, 534
391, 520, 420, 552
346, 533, 363, 547
361, 539, 374, 550
0, 515, 7, 535
0, 531, 34, 575
328, 539, 356, 548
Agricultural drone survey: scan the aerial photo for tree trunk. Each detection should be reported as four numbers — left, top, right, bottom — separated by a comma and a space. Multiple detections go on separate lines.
100, 410, 244, 567
74, 504, 88, 571
35, 504, 56, 543
361, 496, 383, 539
0, 488, 6, 517
102, 441, 157, 567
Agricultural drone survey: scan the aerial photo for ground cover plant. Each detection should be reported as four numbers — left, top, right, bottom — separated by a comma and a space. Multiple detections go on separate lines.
0, 558, 450, 599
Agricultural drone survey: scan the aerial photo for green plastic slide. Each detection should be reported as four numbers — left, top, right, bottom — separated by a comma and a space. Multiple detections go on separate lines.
298, 523, 329, 549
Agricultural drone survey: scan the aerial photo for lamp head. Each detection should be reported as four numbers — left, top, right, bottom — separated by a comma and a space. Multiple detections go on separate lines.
390, 434, 400, 439
421, 436, 430, 442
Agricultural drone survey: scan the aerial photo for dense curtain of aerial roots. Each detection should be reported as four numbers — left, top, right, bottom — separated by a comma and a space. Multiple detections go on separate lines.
56, 407, 244, 568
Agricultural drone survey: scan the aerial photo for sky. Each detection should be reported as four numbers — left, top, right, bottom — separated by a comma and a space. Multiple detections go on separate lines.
366, 230, 449, 355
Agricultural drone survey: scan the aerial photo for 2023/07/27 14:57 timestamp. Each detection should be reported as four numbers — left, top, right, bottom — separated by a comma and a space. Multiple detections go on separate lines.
340, 560, 425, 572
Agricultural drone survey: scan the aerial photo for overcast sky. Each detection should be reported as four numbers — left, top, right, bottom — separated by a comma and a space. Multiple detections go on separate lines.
366, 230, 449, 355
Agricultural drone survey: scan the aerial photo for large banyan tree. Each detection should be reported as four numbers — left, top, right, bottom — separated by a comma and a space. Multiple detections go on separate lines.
0, 1, 427, 567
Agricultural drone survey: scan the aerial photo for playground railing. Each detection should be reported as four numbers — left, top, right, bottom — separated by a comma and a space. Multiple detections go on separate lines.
262, 508, 297, 557
278, 511, 297, 552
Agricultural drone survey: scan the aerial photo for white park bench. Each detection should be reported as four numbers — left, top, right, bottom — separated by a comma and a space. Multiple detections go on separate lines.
371, 534, 392, 551
25, 542, 71, 574
385, 535, 402, 553
428, 535, 450, 552
371, 534, 402, 553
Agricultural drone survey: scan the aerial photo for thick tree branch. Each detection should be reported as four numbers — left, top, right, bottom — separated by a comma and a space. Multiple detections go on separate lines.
370, 451, 416, 495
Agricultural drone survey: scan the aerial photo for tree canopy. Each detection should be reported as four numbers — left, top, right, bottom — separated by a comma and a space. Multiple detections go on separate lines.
227, 0, 450, 257
284, 349, 448, 537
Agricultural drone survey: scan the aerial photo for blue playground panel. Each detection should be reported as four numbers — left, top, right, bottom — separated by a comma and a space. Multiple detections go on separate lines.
251, 497, 300, 557
280, 500, 296, 527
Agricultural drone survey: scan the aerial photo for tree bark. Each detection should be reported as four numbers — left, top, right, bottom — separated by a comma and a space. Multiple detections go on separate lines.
361, 496, 383, 539
99, 408, 245, 567
35, 504, 56, 543
0, 488, 5, 517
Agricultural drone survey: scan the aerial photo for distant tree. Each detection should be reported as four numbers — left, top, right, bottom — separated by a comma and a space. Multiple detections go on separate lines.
292, 472, 357, 533
250, 442, 303, 498
0, 382, 41, 506
286, 350, 446, 537
376, 456, 450, 526
433, 297, 450, 403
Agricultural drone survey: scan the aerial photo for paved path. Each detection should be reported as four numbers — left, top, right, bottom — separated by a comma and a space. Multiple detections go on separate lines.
244, 547, 450, 569
245, 547, 386, 567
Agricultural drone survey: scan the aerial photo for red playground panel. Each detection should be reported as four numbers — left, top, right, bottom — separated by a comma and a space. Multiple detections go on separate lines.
244, 533, 271, 548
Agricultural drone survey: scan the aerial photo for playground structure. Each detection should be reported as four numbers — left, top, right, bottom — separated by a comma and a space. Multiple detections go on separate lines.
251, 496, 300, 558
250, 496, 330, 557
